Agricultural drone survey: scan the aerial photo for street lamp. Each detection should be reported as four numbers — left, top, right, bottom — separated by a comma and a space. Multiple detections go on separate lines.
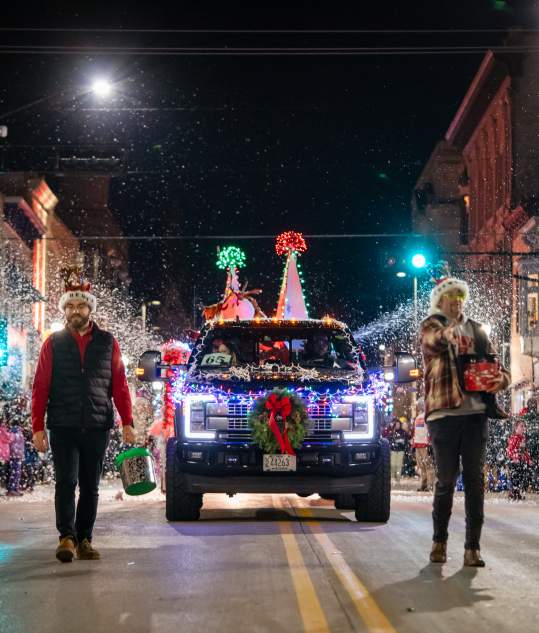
141, 300, 161, 333
91, 78, 113, 98
411, 252, 427, 327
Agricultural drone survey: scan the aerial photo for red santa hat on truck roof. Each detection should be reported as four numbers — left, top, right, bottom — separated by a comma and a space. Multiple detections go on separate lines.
58, 268, 97, 313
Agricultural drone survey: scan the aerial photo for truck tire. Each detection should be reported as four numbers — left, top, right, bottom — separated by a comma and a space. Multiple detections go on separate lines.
319, 494, 337, 502
166, 438, 203, 521
334, 494, 356, 510
354, 439, 391, 523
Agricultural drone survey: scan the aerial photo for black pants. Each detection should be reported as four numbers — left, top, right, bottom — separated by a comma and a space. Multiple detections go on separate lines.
50, 428, 110, 543
508, 462, 529, 499
427, 414, 488, 550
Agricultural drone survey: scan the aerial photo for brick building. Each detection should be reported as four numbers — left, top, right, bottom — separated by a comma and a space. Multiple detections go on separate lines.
412, 34, 539, 411
0, 174, 79, 396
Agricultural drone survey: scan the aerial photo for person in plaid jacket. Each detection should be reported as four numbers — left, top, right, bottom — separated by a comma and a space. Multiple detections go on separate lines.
420, 276, 510, 567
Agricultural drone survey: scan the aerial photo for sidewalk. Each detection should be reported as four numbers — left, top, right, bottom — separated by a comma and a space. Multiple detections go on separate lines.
391, 475, 539, 505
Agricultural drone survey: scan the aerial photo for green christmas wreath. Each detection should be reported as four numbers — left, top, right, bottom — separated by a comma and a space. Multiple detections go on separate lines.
248, 388, 308, 454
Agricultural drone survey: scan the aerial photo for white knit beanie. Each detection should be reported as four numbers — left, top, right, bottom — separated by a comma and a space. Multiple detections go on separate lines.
58, 289, 97, 313
58, 268, 97, 313
428, 277, 469, 315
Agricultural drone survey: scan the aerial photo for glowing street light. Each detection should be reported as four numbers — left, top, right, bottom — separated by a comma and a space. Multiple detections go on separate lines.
411, 253, 427, 269
409, 252, 427, 327
141, 299, 161, 333
91, 78, 113, 98
396, 271, 407, 278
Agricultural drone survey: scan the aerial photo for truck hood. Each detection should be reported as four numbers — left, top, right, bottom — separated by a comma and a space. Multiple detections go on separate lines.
186, 365, 366, 391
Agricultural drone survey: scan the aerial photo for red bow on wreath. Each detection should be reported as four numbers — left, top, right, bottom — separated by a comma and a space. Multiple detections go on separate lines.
265, 393, 295, 455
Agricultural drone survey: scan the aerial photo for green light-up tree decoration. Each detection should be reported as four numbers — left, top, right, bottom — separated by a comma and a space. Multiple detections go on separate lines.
216, 246, 247, 270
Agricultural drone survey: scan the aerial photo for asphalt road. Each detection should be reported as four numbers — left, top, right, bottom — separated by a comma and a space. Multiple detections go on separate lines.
1, 486, 537, 633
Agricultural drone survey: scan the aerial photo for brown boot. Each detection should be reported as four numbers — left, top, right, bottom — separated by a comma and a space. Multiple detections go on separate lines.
76, 538, 101, 560
56, 536, 76, 563
463, 549, 485, 567
430, 541, 447, 563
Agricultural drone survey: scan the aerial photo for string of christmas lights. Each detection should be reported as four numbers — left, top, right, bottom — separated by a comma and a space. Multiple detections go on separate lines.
275, 231, 310, 319
275, 231, 308, 256
216, 245, 247, 270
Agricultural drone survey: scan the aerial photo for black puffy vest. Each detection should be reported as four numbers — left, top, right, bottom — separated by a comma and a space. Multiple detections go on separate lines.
46, 324, 114, 429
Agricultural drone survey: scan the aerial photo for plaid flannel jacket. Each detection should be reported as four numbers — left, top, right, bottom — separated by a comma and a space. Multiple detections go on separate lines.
420, 314, 510, 420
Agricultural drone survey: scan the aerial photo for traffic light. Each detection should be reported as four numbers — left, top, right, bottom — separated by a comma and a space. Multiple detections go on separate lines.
411, 253, 427, 269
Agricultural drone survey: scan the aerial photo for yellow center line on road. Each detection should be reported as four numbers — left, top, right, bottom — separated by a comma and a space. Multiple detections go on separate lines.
295, 505, 397, 633
272, 495, 331, 633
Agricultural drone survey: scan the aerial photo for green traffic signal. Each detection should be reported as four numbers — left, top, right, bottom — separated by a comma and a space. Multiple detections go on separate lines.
411, 253, 427, 269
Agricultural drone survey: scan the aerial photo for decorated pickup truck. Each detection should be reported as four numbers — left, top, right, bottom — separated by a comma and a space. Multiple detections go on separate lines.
137, 233, 416, 522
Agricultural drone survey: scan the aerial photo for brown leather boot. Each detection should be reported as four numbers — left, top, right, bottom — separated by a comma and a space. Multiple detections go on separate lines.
56, 537, 76, 563
463, 549, 485, 567
429, 541, 447, 563
76, 538, 101, 560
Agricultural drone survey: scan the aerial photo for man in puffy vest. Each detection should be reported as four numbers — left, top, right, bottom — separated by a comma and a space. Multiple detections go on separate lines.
31, 271, 135, 563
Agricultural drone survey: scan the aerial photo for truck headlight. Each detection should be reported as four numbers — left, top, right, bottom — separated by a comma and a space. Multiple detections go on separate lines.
342, 396, 374, 440
183, 395, 216, 440
206, 402, 228, 416
332, 403, 353, 418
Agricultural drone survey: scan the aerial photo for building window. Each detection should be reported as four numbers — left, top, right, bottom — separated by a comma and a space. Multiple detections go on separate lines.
459, 196, 469, 245
519, 267, 539, 335
528, 273, 539, 330
528, 293, 539, 330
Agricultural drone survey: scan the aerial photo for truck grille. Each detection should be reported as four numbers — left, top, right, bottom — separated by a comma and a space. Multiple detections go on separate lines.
308, 403, 332, 418
225, 401, 334, 432
228, 402, 251, 430
312, 419, 332, 431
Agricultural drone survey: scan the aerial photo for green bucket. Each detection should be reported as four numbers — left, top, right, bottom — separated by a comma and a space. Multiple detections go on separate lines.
115, 447, 157, 496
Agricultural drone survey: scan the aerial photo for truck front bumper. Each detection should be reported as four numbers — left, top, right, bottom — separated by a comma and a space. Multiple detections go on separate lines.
174, 440, 382, 495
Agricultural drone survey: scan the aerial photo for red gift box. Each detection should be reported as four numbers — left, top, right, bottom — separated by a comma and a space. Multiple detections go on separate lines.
463, 361, 500, 392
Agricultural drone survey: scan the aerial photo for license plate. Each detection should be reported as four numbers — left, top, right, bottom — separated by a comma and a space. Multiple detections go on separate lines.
263, 454, 297, 472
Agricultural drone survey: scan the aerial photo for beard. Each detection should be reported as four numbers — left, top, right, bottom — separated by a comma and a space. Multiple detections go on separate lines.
67, 314, 90, 330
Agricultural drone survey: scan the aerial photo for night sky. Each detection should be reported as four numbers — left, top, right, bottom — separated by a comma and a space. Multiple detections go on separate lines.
1, 1, 536, 334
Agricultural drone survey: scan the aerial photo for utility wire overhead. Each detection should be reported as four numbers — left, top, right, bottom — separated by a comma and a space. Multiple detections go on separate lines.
0, 27, 536, 33
0, 45, 538, 56
0, 230, 536, 245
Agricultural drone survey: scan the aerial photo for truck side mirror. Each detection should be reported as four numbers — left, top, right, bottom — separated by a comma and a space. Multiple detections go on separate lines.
136, 350, 162, 382
393, 352, 420, 383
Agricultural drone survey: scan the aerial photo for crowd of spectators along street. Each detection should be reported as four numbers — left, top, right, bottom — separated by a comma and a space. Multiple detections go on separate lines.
0, 395, 52, 496
383, 408, 538, 499
0, 393, 130, 498
1, 393, 538, 500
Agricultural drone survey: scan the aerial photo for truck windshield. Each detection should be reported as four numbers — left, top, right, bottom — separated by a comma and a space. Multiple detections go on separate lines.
197, 328, 357, 370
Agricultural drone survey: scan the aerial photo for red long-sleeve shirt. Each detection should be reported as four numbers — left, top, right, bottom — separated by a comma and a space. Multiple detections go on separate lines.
31, 323, 133, 433
507, 433, 532, 465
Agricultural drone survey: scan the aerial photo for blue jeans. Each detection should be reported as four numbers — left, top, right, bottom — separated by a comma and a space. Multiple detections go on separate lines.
50, 428, 109, 543
427, 414, 488, 550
